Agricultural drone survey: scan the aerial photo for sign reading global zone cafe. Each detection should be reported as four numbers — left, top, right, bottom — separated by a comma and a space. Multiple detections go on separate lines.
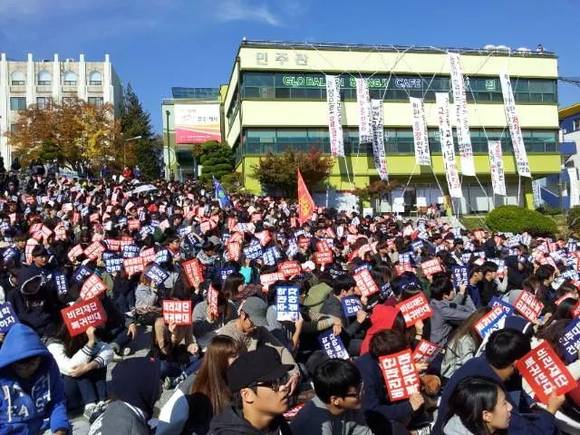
281, 75, 426, 90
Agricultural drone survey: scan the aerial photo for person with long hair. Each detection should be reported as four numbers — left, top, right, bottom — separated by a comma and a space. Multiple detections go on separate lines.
156, 335, 243, 435
441, 307, 491, 379
444, 376, 512, 434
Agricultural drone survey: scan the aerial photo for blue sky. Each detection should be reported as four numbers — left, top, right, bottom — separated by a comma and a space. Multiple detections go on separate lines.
2, 0, 579, 133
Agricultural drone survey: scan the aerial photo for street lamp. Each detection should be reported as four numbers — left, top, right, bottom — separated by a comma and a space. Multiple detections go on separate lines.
124, 135, 142, 168
165, 110, 171, 180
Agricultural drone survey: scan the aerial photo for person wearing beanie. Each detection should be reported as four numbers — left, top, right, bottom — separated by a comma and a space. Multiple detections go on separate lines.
88, 357, 162, 435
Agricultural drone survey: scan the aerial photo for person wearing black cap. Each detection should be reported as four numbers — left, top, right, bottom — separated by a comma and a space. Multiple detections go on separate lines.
7, 266, 64, 338
208, 346, 293, 435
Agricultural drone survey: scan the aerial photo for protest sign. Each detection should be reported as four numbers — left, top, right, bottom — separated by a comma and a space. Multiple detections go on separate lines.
488, 297, 515, 316
353, 269, 379, 297
396, 293, 432, 327
342, 296, 363, 318
207, 284, 219, 317
516, 341, 576, 404
53, 273, 69, 297
84, 241, 105, 261
421, 259, 443, 277
313, 250, 333, 266
0, 302, 18, 333
182, 258, 205, 288
451, 266, 468, 289
123, 257, 145, 276
318, 331, 349, 359
379, 349, 421, 401
276, 285, 300, 321
140, 247, 156, 265
260, 272, 285, 292
474, 306, 508, 338
559, 318, 580, 363
412, 339, 441, 364
162, 300, 192, 325
104, 256, 123, 273
145, 264, 169, 286
514, 291, 544, 322
61, 298, 107, 337
278, 261, 302, 279
80, 274, 107, 300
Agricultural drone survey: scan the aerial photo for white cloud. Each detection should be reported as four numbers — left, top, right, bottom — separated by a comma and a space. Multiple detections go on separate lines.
213, 0, 282, 26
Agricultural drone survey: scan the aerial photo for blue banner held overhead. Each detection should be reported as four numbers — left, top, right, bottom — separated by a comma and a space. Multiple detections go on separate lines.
213, 177, 231, 209
0, 302, 19, 333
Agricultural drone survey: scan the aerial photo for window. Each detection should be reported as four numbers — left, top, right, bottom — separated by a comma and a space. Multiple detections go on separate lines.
36, 97, 51, 109
10, 124, 18, 134
63, 71, 77, 86
89, 71, 102, 85
37, 70, 51, 85
10, 71, 25, 86
10, 97, 26, 111
88, 97, 103, 107
62, 96, 78, 105
573, 119, 580, 132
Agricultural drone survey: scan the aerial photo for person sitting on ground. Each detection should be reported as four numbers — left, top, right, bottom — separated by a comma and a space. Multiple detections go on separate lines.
208, 346, 293, 435
434, 328, 565, 435
0, 323, 69, 434
88, 357, 162, 435
291, 358, 372, 435
218, 296, 301, 395
156, 335, 244, 435
444, 376, 513, 435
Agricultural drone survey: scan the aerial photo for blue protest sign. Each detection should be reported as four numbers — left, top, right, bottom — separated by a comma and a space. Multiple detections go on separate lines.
276, 285, 300, 321
53, 273, 69, 296
342, 296, 362, 318
122, 244, 140, 259
140, 225, 154, 239
353, 263, 371, 275
0, 302, 18, 333
105, 256, 124, 273
318, 331, 349, 359
72, 265, 92, 283
145, 263, 169, 286
2, 247, 18, 263
220, 267, 236, 281
155, 249, 170, 264
244, 241, 263, 260
177, 226, 192, 238
451, 266, 468, 289
488, 297, 515, 316
380, 282, 394, 300
559, 318, 580, 363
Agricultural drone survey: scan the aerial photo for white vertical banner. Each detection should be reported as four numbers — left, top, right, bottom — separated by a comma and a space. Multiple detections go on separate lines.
326, 75, 345, 157
448, 53, 476, 176
568, 167, 579, 207
499, 72, 532, 178
356, 78, 373, 144
371, 99, 388, 181
409, 97, 431, 166
488, 140, 507, 196
435, 93, 462, 198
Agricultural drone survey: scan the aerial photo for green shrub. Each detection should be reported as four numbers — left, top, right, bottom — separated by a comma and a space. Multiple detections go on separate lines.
568, 206, 580, 234
485, 205, 557, 237
535, 206, 561, 216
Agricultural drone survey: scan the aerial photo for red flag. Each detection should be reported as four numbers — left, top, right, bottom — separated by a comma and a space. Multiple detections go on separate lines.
297, 169, 315, 225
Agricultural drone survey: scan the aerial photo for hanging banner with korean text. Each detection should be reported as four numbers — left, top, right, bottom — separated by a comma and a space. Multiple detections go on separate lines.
409, 97, 431, 166
499, 72, 532, 178
488, 140, 507, 196
371, 99, 389, 181
326, 75, 345, 157
356, 78, 373, 144
435, 93, 462, 198
448, 53, 476, 176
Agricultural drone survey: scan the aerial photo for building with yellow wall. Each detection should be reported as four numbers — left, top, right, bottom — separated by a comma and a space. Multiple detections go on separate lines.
212, 41, 561, 213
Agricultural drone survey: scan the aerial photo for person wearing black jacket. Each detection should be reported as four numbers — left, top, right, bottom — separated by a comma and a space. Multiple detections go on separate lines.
479, 261, 499, 306
209, 346, 293, 435
319, 275, 368, 356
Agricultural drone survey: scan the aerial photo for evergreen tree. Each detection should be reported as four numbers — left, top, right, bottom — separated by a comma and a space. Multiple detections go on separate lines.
120, 84, 161, 178
198, 141, 235, 183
